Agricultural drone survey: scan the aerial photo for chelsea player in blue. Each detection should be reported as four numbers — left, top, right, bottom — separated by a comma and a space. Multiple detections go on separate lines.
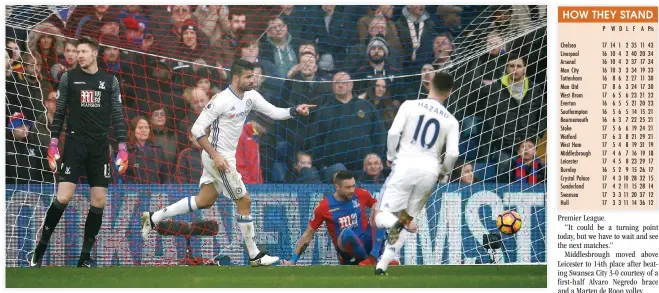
282, 170, 414, 266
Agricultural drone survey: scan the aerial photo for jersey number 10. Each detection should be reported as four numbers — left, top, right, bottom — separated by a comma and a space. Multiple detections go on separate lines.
412, 115, 440, 148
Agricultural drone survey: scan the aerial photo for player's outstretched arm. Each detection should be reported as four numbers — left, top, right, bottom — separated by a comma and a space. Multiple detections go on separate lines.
281, 226, 316, 265
252, 92, 315, 120
110, 76, 129, 174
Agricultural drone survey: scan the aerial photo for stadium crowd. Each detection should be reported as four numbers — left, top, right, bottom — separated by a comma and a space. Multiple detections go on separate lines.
6, 5, 547, 186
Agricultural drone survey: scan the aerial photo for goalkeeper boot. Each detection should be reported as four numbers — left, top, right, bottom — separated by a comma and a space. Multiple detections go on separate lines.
249, 251, 280, 267
375, 268, 388, 276
26, 250, 43, 268
140, 211, 155, 241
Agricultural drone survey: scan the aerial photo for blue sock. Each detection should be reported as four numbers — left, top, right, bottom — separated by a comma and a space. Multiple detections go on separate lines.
339, 229, 368, 260
370, 225, 386, 258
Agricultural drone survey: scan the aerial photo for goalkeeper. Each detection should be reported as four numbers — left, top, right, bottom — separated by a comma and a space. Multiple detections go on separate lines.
282, 170, 416, 266
28, 36, 127, 268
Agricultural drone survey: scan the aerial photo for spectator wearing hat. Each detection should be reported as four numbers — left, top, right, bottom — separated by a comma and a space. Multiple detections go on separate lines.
6, 112, 51, 184
348, 16, 403, 71
176, 20, 213, 63
118, 5, 149, 42
152, 5, 200, 57
351, 35, 402, 99
27, 22, 65, 84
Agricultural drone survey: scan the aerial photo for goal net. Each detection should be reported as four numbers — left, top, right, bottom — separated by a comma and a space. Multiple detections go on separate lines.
5, 5, 546, 266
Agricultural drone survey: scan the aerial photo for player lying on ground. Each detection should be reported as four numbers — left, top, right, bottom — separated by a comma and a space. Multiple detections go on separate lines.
29, 36, 128, 268
281, 170, 416, 266
374, 71, 460, 275
140, 59, 315, 266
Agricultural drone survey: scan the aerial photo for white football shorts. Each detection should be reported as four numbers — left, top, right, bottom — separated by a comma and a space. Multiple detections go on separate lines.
376, 167, 438, 218
199, 152, 247, 200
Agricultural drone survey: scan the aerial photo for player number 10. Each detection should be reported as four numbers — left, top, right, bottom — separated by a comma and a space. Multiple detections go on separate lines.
412, 115, 440, 149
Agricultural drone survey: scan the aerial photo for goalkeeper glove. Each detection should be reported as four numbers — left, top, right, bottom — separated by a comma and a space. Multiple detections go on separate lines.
47, 138, 60, 171
115, 142, 128, 175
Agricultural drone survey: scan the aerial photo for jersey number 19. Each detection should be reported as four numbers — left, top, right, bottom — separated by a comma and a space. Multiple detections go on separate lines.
412, 115, 440, 149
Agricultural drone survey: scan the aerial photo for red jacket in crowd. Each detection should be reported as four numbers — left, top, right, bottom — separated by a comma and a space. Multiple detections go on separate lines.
236, 122, 263, 184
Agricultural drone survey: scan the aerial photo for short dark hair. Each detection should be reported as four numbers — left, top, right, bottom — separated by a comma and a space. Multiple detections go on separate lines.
229, 7, 247, 20
431, 71, 454, 93
77, 36, 99, 51
231, 59, 255, 78
506, 52, 526, 66
333, 170, 355, 185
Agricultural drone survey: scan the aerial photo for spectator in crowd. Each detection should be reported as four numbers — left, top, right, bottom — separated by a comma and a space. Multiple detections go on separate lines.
279, 5, 313, 41
50, 39, 78, 85
285, 152, 322, 184
260, 16, 299, 78
358, 78, 399, 130
180, 86, 210, 132
175, 20, 214, 64
428, 34, 455, 70
132, 58, 186, 124
151, 5, 197, 56
212, 8, 246, 66
27, 22, 65, 83
450, 159, 479, 184
308, 72, 386, 172
284, 52, 333, 106
217, 35, 277, 87
509, 139, 545, 184
357, 6, 396, 43
396, 5, 437, 68
297, 41, 332, 79
6, 112, 51, 184
148, 103, 184, 177
349, 16, 403, 70
7, 53, 52, 121
176, 127, 204, 184
193, 5, 230, 46
436, 6, 463, 40
236, 121, 265, 184
6, 39, 23, 73
304, 5, 355, 72
475, 53, 546, 180
351, 35, 401, 96
124, 116, 170, 184
75, 5, 115, 38
118, 5, 149, 42
358, 153, 385, 184
277, 52, 334, 167
418, 63, 436, 98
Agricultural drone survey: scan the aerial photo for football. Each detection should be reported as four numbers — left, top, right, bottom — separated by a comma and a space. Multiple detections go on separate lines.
496, 210, 522, 235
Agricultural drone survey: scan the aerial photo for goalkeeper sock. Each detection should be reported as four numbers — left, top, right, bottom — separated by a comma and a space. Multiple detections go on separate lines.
152, 196, 198, 224
80, 206, 103, 259
36, 197, 68, 256
237, 214, 260, 259
375, 211, 399, 229
339, 229, 368, 260
376, 229, 408, 271
370, 226, 386, 258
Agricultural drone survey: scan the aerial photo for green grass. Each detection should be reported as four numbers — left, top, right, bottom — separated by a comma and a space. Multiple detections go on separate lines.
6, 265, 546, 288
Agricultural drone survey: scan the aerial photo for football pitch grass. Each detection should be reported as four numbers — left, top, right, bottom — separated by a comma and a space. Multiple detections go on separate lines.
6, 265, 546, 288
